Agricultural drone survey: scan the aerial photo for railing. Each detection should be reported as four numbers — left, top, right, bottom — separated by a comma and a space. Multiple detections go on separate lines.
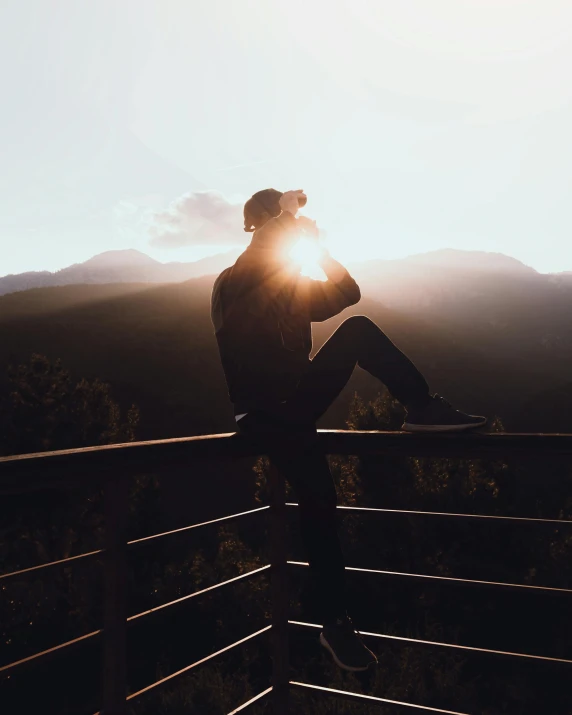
1, 431, 572, 714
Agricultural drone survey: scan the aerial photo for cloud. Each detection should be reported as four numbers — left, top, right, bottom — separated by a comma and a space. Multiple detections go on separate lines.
148, 190, 245, 248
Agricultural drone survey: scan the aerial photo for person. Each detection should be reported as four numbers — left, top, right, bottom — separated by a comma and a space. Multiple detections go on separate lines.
210, 188, 486, 672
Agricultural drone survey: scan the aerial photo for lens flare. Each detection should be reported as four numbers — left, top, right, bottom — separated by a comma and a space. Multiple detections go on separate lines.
289, 238, 327, 280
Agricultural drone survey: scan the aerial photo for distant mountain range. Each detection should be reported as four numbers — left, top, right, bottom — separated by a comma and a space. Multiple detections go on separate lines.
0, 277, 552, 439
2, 248, 572, 383
2, 246, 571, 298
0, 249, 242, 296
1, 246, 572, 435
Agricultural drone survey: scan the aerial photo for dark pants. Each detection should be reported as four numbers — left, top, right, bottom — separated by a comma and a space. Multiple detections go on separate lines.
237, 316, 430, 624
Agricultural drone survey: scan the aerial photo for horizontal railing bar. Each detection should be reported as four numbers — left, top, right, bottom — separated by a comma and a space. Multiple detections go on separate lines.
226, 686, 273, 714
128, 506, 269, 546
126, 625, 272, 701
0, 549, 104, 582
4, 498, 567, 582
127, 565, 271, 623
287, 561, 572, 595
287, 502, 572, 526
0, 629, 101, 676
3, 431, 572, 490
289, 681, 469, 714
1, 567, 270, 675
290, 621, 572, 664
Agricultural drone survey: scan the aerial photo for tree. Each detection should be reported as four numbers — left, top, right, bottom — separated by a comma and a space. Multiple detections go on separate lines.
1, 354, 142, 714
0, 353, 139, 456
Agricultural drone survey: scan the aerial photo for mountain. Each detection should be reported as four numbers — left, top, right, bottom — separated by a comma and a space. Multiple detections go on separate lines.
0, 273, 568, 440
391, 248, 537, 274
0, 249, 242, 296
3, 247, 572, 372
162, 250, 244, 281
549, 271, 572, 285
348, 249, 540, 307
345, 249, 572, 377
1, 247, 571, 435
81, 249, 159, 269
0, 247, 551, 298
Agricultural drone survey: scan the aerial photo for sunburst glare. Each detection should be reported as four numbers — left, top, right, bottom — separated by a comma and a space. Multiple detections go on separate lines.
289, 238, 327, 280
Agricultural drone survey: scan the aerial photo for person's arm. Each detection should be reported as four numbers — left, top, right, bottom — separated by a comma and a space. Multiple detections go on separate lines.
301, 249, 361, 322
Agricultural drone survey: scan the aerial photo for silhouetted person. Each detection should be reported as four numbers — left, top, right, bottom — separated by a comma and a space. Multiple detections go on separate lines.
211, 188, 486, 671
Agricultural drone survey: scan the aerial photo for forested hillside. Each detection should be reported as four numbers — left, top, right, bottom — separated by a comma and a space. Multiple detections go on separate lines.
2, 273, 568, 444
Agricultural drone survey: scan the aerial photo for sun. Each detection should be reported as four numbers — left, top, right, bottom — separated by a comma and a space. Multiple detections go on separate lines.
288, 238, 327, 281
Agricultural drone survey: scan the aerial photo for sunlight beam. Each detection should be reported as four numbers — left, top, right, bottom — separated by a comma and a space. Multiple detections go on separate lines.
288, 238, 327, 280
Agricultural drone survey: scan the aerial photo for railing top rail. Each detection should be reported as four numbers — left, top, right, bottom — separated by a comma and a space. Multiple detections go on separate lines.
2, 430, 572, 491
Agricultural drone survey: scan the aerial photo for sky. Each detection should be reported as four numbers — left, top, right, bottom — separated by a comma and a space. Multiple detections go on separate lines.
1, 0, 571, 276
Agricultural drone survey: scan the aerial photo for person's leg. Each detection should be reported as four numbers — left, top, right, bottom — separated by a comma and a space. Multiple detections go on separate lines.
272, 444, 348, 624
238, 412, 347, 624
245, 317, 427, 625
281, 315, 431, 424
279, 315, 486, 432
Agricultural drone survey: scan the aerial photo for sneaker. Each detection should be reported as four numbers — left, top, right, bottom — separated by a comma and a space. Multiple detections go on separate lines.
320, 617, 378, 672
402, 394, 487, 432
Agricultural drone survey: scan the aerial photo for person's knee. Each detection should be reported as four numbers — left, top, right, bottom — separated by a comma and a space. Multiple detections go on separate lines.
339, 315, 379, 339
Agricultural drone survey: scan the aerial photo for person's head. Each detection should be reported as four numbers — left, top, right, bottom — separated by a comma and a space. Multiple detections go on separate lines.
243, 188, 308, 232
243, 189, 283, 233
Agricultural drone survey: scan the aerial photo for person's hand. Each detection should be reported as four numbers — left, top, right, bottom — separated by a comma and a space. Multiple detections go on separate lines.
279, 189, 306, 216
296, 215, 319, 238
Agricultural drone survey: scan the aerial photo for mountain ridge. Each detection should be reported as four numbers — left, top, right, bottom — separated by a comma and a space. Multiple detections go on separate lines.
81, 249, 161, 268
400, 248, 537, 274
0, 248, 242, 296
2, 271, 570, 436
1, 247, 563, 298
0, 277, 554, 437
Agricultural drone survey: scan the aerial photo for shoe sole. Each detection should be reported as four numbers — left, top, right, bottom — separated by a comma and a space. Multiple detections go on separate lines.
402, 418, 487, 433
319, 633, 376, 672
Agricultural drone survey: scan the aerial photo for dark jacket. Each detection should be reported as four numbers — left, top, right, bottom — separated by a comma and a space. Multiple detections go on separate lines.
211, 212, 361, 415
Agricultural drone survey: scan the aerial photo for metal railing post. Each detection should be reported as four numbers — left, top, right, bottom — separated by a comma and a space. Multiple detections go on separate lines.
102, 476, 129, 714
268, 464, 290, 714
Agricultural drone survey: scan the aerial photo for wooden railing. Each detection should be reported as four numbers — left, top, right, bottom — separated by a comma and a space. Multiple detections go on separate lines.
1, 431, 572, 714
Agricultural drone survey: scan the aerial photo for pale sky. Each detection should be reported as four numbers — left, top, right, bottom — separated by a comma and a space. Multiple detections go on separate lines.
1, 0, 571, 276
